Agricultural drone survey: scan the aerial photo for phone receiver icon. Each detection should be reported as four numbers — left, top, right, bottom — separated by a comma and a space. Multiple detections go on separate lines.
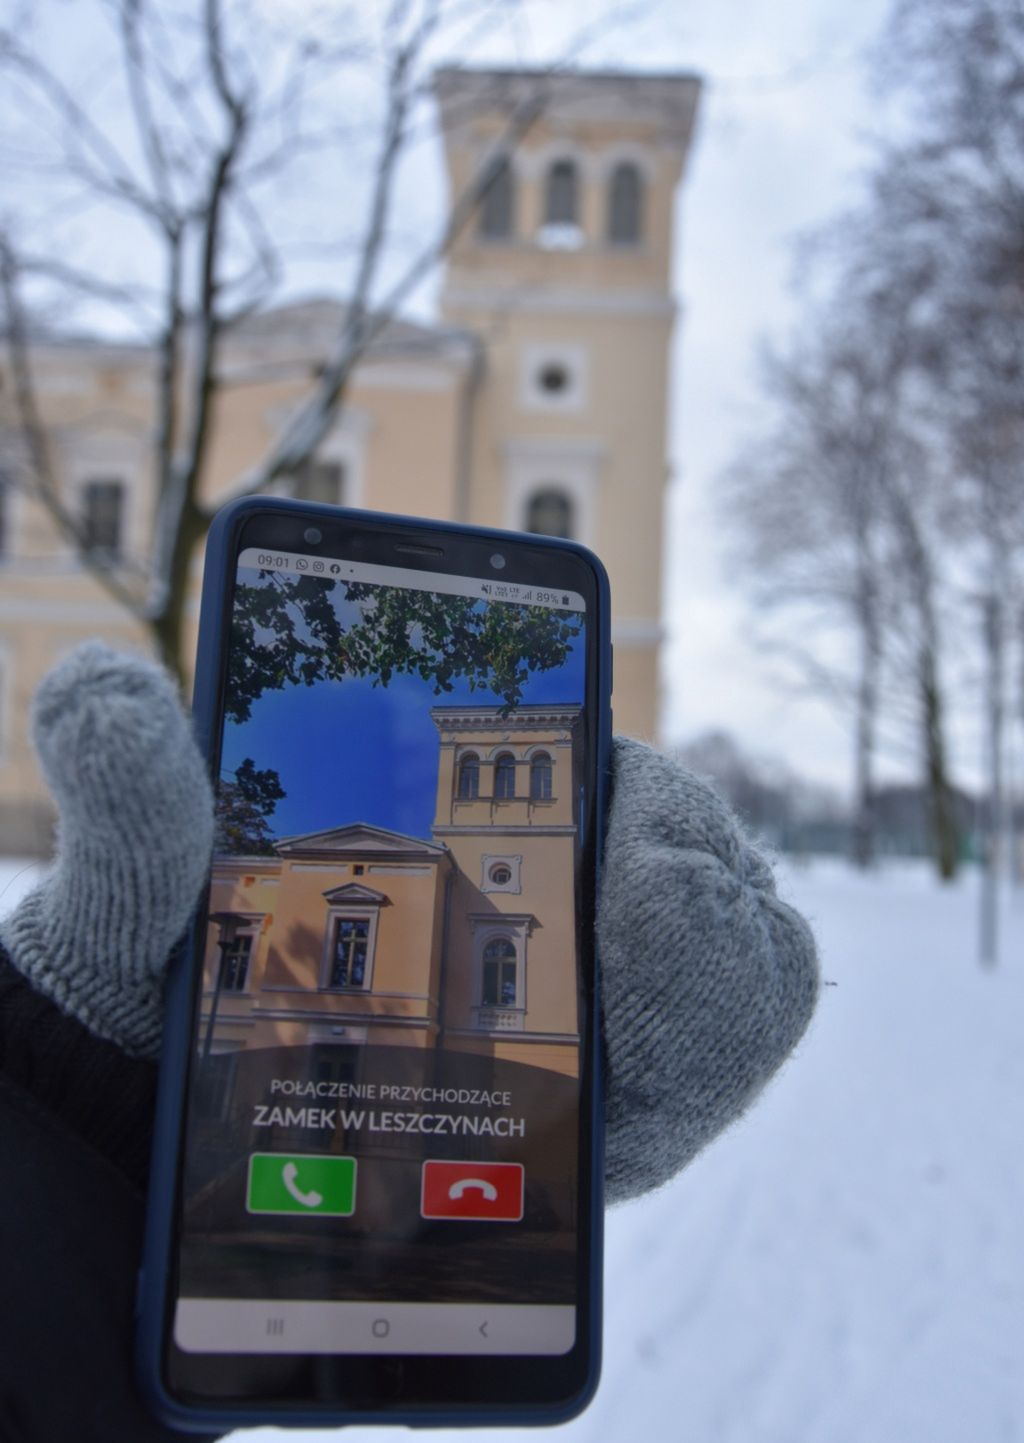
448, 1177, 498, 1202
282, 1161, 323, 1209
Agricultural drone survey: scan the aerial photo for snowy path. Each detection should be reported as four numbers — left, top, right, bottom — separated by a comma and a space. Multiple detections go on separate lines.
3, 857, 1021, 1440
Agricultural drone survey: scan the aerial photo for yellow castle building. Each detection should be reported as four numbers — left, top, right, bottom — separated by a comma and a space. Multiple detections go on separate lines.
200, 704, 583, 1080
0, 67, 701, 853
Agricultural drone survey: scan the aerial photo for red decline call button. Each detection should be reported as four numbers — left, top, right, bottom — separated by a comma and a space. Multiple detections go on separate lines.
420, 1161, 525, 1221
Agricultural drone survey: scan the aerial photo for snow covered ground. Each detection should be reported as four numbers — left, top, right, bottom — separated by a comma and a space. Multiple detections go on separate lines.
254, 859, 1024, 1443
3, 856, 1022, 1442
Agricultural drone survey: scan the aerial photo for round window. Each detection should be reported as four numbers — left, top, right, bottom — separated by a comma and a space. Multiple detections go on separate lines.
489, 864, 513, 886
538, 362, 569, 395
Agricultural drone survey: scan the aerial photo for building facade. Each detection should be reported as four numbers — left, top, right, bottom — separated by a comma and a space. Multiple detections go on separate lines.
200, 704, 582, 1079
0, 67, 701, 853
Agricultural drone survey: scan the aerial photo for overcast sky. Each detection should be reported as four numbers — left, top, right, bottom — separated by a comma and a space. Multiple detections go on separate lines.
17, 0, 956, 796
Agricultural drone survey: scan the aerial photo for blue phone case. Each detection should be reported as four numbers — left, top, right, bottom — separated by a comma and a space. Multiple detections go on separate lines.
135, 497, 612, 1430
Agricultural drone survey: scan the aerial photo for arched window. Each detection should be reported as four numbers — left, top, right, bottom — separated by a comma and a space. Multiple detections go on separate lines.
482, 937, 518, 1007
479, 155, 515, 239
494, 752, 516, 800
457, 752, 480, 800
545, 159, 578, 225
526, 488, 574, 540
608, 162, 643, 244
530, 752, 553, 801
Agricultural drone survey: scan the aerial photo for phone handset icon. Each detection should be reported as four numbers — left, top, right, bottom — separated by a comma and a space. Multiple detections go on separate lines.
282, 1161, 323, 1209
448, 1177, 498, 1202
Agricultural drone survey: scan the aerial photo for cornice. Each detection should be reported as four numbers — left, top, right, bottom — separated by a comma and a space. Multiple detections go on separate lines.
430, 703, 582, 733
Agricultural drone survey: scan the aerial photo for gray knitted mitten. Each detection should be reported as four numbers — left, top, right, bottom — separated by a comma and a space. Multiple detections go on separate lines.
0, 642, 214, 1058
2, 645, 819, 1198
599, 737, 819, 1203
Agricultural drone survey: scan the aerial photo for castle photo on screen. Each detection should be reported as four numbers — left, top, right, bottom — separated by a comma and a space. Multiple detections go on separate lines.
200, 702, 583, 1082
196, 570, 588, 1085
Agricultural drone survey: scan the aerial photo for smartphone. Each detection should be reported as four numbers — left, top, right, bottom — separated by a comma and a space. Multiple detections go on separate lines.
137, 497, 611, 1430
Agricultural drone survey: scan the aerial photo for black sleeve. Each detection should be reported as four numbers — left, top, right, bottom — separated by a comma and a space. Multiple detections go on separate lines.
0, 945, 219, 1441
0, 1073, 218, 1443
0, 944, 156, 1192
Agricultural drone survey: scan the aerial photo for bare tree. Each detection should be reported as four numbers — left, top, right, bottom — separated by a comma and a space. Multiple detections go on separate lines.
0, 0, 618, 681
720, 319, 892, 868
719, 0, 1024, 887
720, 274, 971, 880
861, 0, 1024, 905
875, 433, 960, 880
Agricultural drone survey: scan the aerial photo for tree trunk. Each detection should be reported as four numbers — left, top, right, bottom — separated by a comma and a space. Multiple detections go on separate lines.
851, 569, 881, 868
882, 476, 957, 881
978, 592, 1004, 965
149, 500, 207, 693
920, 647, 958, 881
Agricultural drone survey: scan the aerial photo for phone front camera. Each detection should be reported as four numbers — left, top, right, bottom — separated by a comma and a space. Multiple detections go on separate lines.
490, 553, 506, 570
304, 527, 323, 545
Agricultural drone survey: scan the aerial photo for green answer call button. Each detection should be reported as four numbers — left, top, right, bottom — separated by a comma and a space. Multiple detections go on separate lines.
247, 1153, 356, 1216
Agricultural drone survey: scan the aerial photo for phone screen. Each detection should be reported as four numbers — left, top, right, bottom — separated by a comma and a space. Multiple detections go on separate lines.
165, 521, 599, 1403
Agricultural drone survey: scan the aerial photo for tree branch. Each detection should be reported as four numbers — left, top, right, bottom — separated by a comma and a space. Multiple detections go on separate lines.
145, 0, 250, 619
210, 32, 549, 514
118, 0, 178, 226
0, 28, 164, 227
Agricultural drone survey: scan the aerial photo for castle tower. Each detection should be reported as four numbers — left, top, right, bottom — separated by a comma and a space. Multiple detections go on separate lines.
434, 68, 702, 741
430, 704, 583, 1077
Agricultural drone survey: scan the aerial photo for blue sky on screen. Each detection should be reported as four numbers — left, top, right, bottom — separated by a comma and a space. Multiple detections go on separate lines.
221, 572, 586, 842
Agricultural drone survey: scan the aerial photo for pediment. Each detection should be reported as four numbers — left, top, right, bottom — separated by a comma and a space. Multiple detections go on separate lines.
322, 882, 390, 906
277, 823, 446, 859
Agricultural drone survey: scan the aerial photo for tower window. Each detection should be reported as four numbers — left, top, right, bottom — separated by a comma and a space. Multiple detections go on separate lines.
479, 155, 515, 239
608, 162, 643, 245
538, 362, 569, 395
530, 752, 553, 801
521, 343, 586, 411
482, 937, 518, 1007
480, 853, 522, 894
545, 159, 579, 226
525, 488, 574, 540
457, 752, 480, 800
494, 753, 516, 800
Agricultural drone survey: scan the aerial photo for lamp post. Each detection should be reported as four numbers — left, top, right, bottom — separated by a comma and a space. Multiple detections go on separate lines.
202, 914, 236, 1061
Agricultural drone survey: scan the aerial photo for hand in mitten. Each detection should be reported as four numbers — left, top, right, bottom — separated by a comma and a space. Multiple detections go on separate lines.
0, 643, 818, 1440
599, 738, 819, 1202
0, 643, 216, 1443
